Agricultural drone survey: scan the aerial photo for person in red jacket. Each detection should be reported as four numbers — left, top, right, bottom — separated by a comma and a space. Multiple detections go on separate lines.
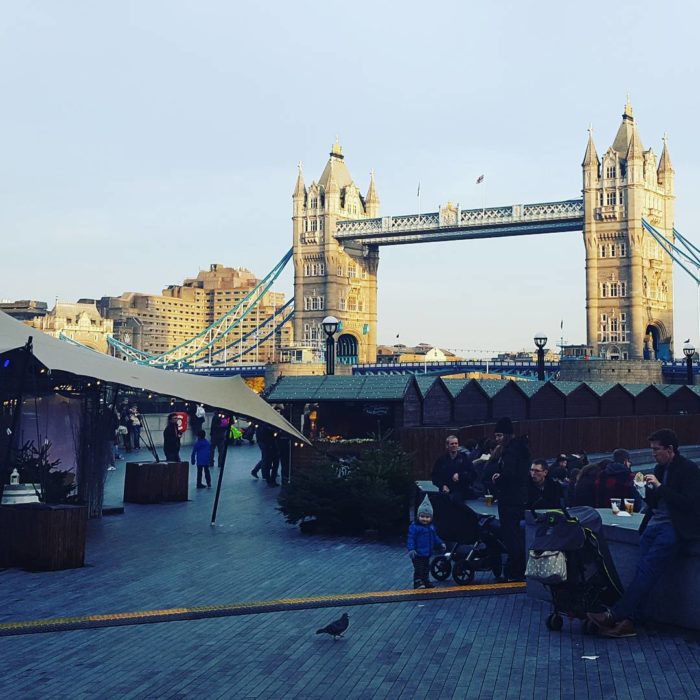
594, 448, 635, 508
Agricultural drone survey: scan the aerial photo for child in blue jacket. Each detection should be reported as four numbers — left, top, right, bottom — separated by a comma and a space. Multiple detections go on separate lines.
407, 495, 446, 589
191, 430, 212, 489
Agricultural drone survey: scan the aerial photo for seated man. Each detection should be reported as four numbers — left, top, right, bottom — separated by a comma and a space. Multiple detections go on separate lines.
587, 429, 700, 638
527, 459, 563, 510
431, 435, 477, 501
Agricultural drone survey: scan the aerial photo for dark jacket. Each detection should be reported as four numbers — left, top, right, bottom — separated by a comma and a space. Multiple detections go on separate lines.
527, 477, 564, 510
407, 521, 445, 557
491, 436, 531, 507
431, 452, 477, 497
642, 452, 700, 541
163, 424, 181, 459
594, 461, 634, 508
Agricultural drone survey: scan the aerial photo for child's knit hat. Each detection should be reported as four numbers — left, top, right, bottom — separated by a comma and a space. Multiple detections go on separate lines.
417, 495, 433, 518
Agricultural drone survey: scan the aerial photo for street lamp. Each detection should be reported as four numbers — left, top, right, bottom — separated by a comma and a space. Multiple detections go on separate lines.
322, 316, 339, 375
534, 332, 548, 382
683, 341, 695, 385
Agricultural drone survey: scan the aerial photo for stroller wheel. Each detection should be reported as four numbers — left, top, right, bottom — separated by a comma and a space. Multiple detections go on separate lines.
453, 560, 475, 585
546, 613, 564, 631
430, 556, 452, 581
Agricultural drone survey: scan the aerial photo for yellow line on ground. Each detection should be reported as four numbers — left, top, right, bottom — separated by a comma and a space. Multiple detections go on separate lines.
0, 582, 526, 635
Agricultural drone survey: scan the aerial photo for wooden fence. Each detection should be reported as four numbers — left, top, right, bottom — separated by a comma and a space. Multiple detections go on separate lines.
400, 414, 700, 480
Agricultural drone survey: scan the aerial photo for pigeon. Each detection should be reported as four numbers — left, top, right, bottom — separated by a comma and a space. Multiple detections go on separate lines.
316, 612, 349, 639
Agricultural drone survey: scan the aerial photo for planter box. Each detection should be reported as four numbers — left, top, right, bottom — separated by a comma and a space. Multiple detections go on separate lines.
123, 461, 189, 504
0, 504, 87, 571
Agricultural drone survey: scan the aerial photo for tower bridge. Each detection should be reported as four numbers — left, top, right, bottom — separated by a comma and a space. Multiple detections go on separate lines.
294, 100, 676, 366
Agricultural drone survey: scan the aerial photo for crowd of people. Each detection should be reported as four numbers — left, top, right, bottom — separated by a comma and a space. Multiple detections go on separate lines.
418, 418, 700, 637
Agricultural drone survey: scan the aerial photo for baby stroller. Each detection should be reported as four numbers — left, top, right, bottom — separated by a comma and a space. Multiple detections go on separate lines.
428, 493, 507, 585
525, 506, 623, 632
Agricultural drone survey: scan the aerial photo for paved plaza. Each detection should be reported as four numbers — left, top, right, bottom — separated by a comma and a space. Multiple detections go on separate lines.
1, 443, 699, 699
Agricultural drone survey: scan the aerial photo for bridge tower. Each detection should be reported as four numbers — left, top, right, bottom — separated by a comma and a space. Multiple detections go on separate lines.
582, 100, 675, 360
292, 142, 380, 364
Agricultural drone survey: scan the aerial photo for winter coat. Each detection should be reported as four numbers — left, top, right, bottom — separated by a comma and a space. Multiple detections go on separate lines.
431, 452, 477, 497
527, 478, 564, 510
594, 461, 634, 508
163, 424, 181, 457
491, 436, 531, 507
407, 521, 445, 557
642, 452, 700, 541
191, 438, 212, 466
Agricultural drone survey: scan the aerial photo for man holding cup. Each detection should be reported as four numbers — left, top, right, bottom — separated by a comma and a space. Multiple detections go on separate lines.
587, 429, 700, 638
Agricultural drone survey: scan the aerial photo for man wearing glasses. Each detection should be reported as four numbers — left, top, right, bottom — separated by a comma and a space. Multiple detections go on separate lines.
527, 459, 563, 510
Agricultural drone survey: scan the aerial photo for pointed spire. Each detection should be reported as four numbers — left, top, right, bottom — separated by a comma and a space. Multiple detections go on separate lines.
658, 133, 674, 173
293, 161, 306, 198
624, 93, 633, 120
626, 124, 643, 161
366, 169, 379, 202
582, 126, 600, 167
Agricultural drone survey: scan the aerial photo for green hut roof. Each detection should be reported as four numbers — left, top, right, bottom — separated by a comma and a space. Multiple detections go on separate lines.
266, 375, 415, 402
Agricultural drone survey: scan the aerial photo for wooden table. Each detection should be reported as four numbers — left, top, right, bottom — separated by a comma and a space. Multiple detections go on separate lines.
124, 461, 189, 504
0, 504, 87, 571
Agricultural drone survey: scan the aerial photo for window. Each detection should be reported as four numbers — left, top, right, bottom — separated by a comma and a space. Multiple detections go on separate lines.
601, 283, 608, 298
338, 297, 346, 311
606, 191, 617, 206
310, 197, 317, 209
348, 264, 357, 279
347, 296, 357, 311
606, 165, 616, 179
600, 245, 607, 258
361, 268, 367, 280
337, 265, 343, 276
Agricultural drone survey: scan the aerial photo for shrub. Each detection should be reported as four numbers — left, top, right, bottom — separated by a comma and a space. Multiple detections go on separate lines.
277, 439, 413, 536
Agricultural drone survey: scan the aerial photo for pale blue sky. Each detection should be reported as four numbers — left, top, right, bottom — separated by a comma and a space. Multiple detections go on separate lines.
2, 1, 699, 356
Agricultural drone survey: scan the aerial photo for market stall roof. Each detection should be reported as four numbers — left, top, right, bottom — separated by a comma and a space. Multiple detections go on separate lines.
0, 311, 306, 442
266, 374, 416, 402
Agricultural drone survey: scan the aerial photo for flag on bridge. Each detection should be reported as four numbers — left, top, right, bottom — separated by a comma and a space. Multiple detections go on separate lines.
476, 174, 484, 184
417, 181, 421, 197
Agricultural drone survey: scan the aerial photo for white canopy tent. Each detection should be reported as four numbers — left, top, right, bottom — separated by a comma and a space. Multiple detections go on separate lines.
0, 311, 306, 443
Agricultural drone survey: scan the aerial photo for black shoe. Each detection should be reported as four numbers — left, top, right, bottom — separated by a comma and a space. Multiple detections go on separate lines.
424, 581, 435, 589
196, 484, 206, 489
413, 581, 426, 590
250, 469, 259, 479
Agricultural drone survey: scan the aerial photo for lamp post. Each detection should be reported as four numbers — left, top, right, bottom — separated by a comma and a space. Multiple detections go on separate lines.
322, 316, 339, 375
683, 341, 695, 385
534, 332, 548, 382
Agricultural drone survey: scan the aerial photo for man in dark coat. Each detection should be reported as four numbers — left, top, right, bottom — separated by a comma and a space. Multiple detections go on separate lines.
490, 417, 531, 580
163, 413, 181, 462
588, 429, 700, 638
210, 413, 231, 469
527, 459, 563, 510
431, 435, 477, 501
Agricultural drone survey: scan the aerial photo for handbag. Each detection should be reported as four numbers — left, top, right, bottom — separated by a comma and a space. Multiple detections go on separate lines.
525, 549, 567, 584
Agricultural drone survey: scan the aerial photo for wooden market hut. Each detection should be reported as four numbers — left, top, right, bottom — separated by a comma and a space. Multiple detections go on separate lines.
443, 379, 490, 425
265, 374, 422, 438
520, 381, 566, 420
624, 384, 667, 416
484, 380, 528, 421
415, 375, 453, 426
661, 384, 700, 415
587, 382, 636, 417
552, 381, 600, 418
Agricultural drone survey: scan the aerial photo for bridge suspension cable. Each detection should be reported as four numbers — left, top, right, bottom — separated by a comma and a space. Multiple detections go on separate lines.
106, 248, 293, 367
641, 219, 700, 285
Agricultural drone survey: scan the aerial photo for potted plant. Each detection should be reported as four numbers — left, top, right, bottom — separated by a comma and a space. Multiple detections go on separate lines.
11, 439, 77, 505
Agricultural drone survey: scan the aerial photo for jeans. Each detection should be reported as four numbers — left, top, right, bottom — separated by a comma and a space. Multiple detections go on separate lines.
197, 465, 212, 487
612, 521, 679, 622
497, 503, 526, 579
